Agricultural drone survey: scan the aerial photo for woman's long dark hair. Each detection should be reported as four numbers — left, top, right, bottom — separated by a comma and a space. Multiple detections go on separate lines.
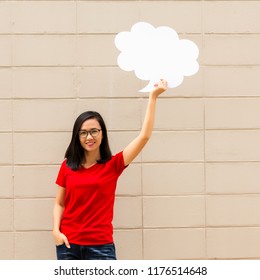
65, 111, 112, 171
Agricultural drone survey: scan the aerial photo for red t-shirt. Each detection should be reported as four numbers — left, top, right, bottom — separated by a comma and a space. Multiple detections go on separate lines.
56, 151, 127, 245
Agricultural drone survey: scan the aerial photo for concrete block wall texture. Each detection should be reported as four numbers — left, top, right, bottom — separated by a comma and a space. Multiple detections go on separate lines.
1, 0, 260, 260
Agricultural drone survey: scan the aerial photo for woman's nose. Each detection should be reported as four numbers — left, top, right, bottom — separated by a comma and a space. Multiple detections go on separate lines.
86, 133, 93, 139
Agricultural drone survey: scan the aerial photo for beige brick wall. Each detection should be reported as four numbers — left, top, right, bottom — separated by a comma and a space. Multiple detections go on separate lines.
1, 0, 260, 260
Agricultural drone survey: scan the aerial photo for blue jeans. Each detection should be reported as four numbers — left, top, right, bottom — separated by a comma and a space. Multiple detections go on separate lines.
56, 243, 116, 260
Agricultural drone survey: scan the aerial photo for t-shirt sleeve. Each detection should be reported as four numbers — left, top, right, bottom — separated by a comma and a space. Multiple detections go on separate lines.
56, 160, 67, 188
114, 151, 128, 176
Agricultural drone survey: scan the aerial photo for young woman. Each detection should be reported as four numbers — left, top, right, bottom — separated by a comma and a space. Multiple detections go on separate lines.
53, 79, 168, 260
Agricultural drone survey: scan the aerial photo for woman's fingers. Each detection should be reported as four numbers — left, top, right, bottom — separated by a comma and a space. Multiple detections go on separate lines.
53, 231, 70, 248
63, 236, 71, 248
154, 79, 168, 89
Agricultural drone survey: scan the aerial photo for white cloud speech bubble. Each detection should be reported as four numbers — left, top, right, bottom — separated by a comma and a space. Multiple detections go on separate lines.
115, 22, 199, 92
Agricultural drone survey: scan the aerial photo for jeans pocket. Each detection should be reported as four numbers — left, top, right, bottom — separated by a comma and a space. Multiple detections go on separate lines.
56, 243, 65, 247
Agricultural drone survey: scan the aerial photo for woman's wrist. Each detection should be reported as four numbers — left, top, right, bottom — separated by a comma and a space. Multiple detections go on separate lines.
149, 90, 159, 100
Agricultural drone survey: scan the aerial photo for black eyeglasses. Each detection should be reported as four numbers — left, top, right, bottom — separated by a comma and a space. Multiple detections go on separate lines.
79, 129, 101, 138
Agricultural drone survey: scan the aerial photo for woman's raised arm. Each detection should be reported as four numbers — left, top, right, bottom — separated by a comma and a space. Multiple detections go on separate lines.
123, 79, 168, 166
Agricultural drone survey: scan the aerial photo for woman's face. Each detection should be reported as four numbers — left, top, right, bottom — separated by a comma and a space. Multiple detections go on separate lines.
79, 118, 102, 154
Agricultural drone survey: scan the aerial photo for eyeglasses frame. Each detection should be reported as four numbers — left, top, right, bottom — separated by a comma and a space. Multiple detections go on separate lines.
78, 128, 102, 138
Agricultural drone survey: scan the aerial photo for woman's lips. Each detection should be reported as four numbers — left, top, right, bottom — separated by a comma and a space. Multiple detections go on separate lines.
85, 141, 95, 147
